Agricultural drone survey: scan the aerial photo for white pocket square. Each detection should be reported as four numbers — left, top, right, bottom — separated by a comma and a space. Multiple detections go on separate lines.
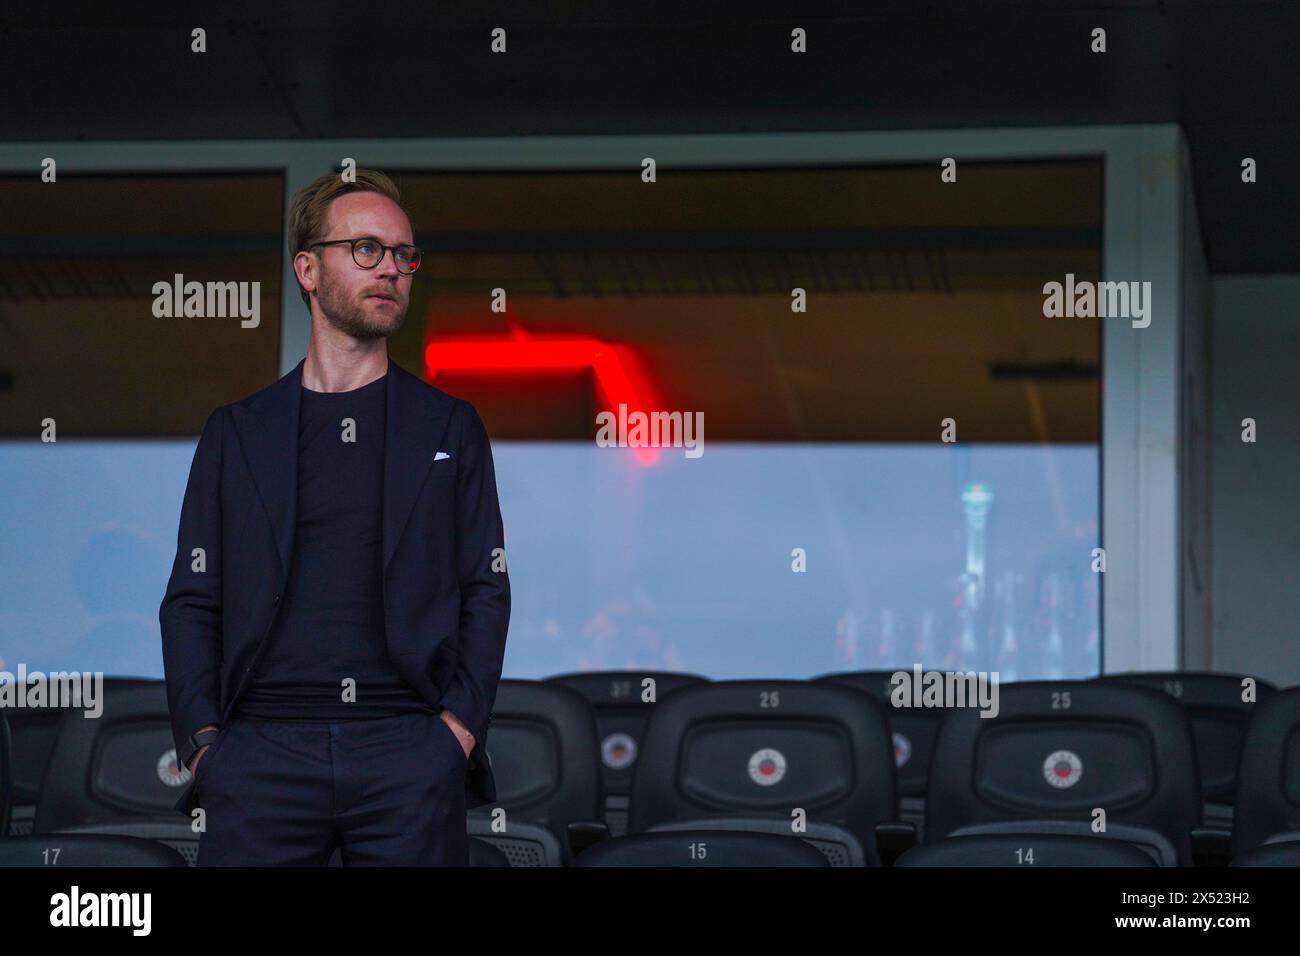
434, 451, 451, 461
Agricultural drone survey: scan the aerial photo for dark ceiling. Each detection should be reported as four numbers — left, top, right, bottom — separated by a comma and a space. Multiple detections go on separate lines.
2, 1, 1296, 273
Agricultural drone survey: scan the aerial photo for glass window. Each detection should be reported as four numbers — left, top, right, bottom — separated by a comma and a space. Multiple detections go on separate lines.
391, 159, 1102, 680
0, 172, 283, 437
0, 172, 284, 678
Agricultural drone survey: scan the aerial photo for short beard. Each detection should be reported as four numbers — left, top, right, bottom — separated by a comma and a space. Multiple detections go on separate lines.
316, 267, 407, 340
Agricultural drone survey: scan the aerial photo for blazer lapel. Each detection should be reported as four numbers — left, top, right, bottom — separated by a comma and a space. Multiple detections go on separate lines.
228, 358, 304, 595
382, 356, 454, 575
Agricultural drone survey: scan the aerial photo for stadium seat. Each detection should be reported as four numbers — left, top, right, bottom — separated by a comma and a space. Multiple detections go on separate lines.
25, 676, 591, 867
895, 833, 1158, 866
814, 670, 948, 837
3, 678, 162, 837
1097, 670, 1276, 829
575, 828, 831, 866
30, 679, 201, 864
545, 670, 708, 836
0, 833, 187, 866
623, 679, 898, 866
1231, 687, 1300, 857
468, 835, 512, 866
465, 679, 609, 865
924, 680, 1201, 866
1229, 833, 1300, 866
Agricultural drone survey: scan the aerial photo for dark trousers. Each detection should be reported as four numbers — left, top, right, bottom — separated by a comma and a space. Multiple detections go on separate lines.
194, 710, 469, 866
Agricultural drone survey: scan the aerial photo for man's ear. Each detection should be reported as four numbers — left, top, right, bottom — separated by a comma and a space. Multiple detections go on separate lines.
294, 250, 318, 299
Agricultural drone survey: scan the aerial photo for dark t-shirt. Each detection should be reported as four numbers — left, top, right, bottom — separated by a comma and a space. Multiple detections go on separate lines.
231, 372, 432, 721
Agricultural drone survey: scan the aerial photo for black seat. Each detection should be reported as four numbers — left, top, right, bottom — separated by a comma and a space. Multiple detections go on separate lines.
624, 679, 898, 866
896, 833, 1157, 866
545, 670, 708, 836
925, 680, 1201, 866
466, 679, 608, 866
575, 829, 830, 866
1097, 671, 1276, 828
468, 836, 512, 866
1231, 837, 1300, 867
4, 679, 161, 837
0, 833, 187, 866
1232, 687, 1300, 856
814, 670, 948, 836
31, 679, 200, 864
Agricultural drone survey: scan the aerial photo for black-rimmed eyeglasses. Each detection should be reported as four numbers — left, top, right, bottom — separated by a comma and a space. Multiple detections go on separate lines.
308, 236, 422, 274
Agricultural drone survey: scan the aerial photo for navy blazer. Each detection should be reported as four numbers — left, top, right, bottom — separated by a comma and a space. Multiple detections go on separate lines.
159, 356, 510, 815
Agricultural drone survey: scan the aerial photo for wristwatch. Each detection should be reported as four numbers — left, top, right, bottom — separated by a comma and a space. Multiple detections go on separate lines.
183, 727, 220, 771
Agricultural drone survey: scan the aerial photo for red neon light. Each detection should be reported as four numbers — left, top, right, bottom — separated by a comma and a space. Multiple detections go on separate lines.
423, 333, 660, 465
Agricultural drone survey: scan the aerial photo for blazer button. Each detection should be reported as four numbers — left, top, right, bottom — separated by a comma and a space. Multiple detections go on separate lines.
273, 594, 280, 604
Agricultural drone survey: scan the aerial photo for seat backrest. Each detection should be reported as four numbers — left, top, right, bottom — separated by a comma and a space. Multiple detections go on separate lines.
0, 833, 187, 867
813, 670, 948, 798
33, 679, 196, 832
545, 671, 709, 796
1098, 671, 1276, 802
5, 681, 159, 832
627, 680, 897, 850
1232, 687, 1300, 854
1230, 839, 1300, 867
575, 829, 830, 867
896, 833, 1157, 867
467, 679, 604, 852
925, 680, 1202, 865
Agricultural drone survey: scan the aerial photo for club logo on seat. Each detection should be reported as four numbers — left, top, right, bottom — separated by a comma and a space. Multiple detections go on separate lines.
1042, 749, 1083, 789
157, 748, 189, 787
892, 732, 913, 768
601, 732, 638, 770
747, 748, 787, 786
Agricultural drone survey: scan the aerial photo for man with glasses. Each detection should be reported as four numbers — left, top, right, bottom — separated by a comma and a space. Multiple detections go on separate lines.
160, 169, 510, 865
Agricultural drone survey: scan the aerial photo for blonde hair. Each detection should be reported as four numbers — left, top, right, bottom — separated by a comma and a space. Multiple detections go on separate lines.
286, 169, 407, 306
